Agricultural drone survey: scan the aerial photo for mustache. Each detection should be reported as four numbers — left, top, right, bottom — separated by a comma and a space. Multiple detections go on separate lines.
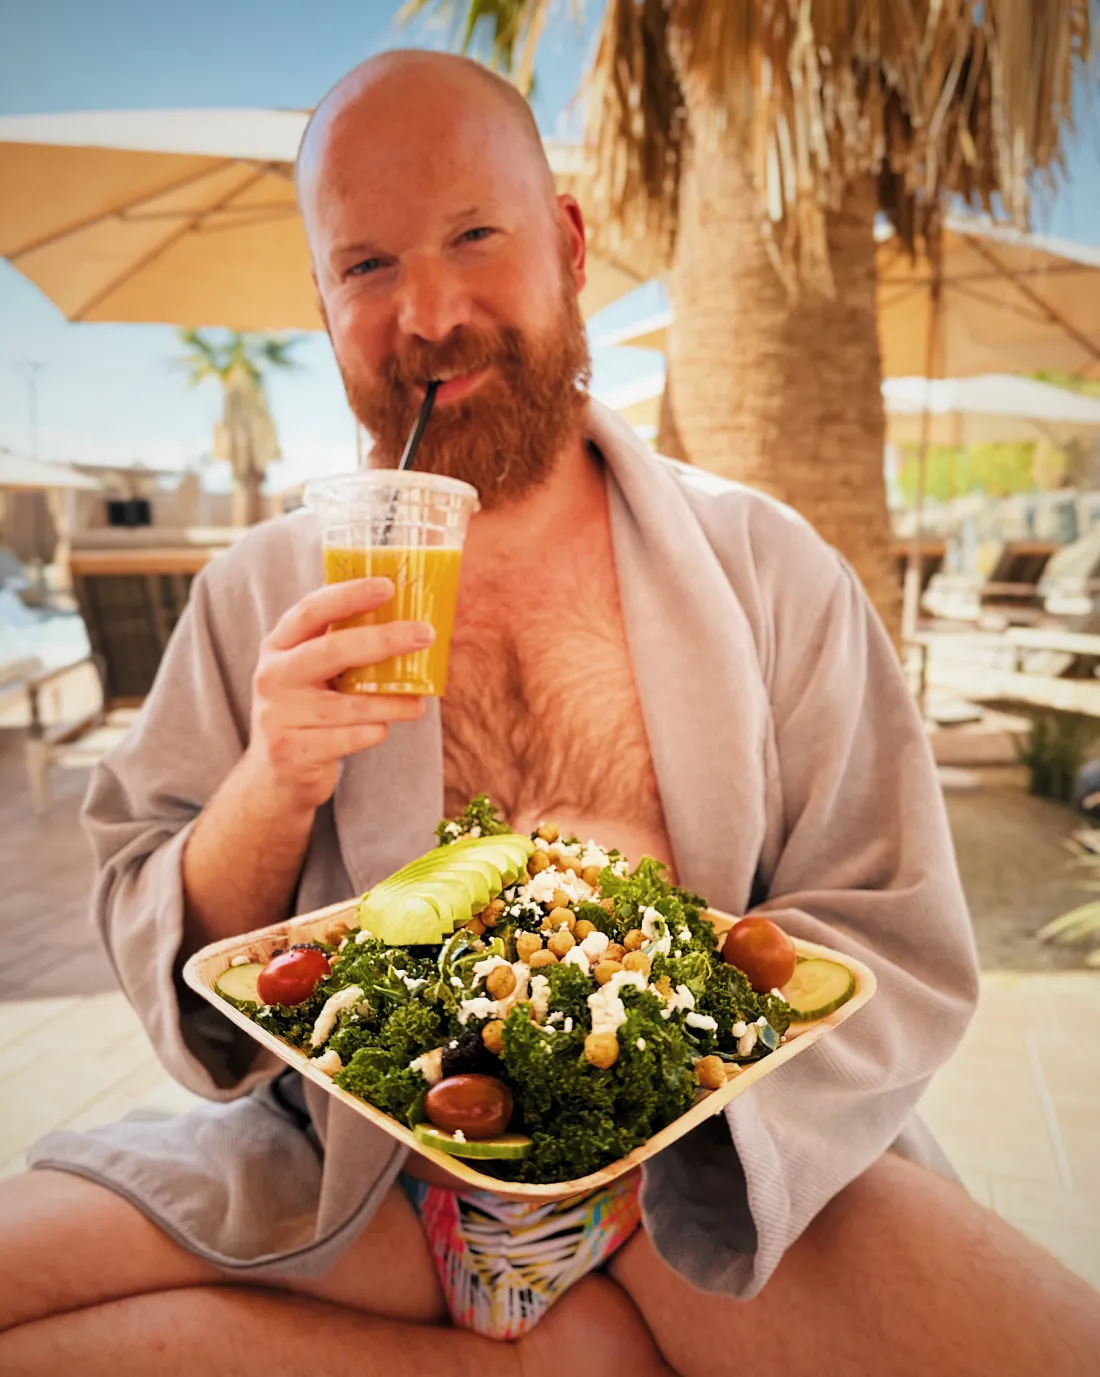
381, 326, 524, 390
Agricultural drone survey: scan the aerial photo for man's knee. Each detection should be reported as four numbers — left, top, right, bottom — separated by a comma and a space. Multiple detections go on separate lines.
0, 1169, 218, 1333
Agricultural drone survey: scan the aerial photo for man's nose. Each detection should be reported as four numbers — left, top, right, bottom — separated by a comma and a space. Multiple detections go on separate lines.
395, 256, 471, 341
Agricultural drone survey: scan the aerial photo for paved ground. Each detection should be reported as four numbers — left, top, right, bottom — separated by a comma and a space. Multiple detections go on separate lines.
1, 722, 1097, 1291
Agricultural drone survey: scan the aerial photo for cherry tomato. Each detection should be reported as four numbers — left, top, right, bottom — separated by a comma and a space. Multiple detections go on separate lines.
722, 917, 797, 993
425, 1074, 513, 1140
257, 947, 331, 1006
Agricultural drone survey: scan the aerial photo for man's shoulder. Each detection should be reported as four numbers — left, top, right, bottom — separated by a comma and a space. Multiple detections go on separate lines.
197, 509, 320, 624
659, 455, 843, 591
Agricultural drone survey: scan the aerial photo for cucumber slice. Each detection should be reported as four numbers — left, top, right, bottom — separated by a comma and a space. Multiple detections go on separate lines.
215, 962, 264, 1005
781, 958, 855, 1020
413, 1122, 532, 1160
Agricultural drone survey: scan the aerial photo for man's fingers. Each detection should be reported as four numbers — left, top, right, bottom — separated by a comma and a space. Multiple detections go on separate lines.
284, 622, 436, 687
268, 578, 396, 650
298, 722, 391, 758
306, 692, 427, 727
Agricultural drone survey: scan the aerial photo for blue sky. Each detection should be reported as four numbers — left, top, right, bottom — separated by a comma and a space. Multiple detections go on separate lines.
0, 0, 1097, 490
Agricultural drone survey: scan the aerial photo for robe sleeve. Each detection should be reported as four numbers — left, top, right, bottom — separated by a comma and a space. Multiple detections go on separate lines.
643, 549, 979, 1300
81, 560, 283, 1098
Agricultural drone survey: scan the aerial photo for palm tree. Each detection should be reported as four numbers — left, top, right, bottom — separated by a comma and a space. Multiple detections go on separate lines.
178, 330, 300, 526
404, 0, 1093, 639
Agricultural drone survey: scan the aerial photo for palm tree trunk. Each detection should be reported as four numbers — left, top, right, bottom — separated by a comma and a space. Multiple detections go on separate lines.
232, 470, 265, 526
662, 140, 900, 641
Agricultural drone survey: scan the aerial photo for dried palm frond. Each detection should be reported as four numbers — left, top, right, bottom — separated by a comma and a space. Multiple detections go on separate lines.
401, 0, 555, 95
584, 0, 1094, 290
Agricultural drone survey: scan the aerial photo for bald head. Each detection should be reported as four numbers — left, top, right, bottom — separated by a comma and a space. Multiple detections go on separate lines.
296, 50, 556, 231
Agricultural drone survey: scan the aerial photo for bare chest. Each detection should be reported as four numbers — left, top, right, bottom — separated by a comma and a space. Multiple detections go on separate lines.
441, 568, 673, 869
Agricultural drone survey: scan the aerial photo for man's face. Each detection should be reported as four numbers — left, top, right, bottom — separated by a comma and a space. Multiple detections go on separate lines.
303, 77, 591, 506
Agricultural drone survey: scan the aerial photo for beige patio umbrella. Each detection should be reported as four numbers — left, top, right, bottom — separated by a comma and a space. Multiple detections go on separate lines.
0, 112, 642, 330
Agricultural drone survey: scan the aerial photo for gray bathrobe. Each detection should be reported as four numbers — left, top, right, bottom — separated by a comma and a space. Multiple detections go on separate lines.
30, 400, 979, 1301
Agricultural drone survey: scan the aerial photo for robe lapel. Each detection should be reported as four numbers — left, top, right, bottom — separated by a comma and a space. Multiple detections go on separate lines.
590, 401, 770, 915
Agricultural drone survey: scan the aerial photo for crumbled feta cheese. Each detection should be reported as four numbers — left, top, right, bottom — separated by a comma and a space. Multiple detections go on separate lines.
355, 927, 373, 944
755, 1016, 768, 1027
526, 867, 592, 907
312, 1049, 342, 1076
448, 1040, 459, 1048
731, 1021, 748, 1038
338, 936, 350, 951
401, 974, 427, 991
458, 996, 499, 1025
468, 825, 481, 838
737, 1027, 758, 1057
587, 969, 647, 1035
686, 1012, 719, 1032
563, 1016, 573, 1033
611, 858, 629, 877
580, 842, 612, 871
641, 907, 672, 956
452, 1128, 466, 1143
409, 1048, 444, 1085
677, 927, 692, 944
533, 836, 551, 852
450, 976, 463, 987
528, 973, 551, 1023
563, 945, 591, 974
769, 988, 784, 998
579, 930, 610, 963
547, 1011, 564, 1024
636, 1038, 647, 1051
310, 986, 365, 1047
230, 954, 251, 967
472, 954, 511, 982
444, 821, 461, 836
657, 982, 696, 1021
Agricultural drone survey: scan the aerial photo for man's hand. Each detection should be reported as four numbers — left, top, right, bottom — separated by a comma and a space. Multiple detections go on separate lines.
241, 576, 433, 816
183, 576, 433, 948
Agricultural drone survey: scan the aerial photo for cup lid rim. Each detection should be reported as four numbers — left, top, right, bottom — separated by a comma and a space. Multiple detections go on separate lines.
302, 469, 480, 506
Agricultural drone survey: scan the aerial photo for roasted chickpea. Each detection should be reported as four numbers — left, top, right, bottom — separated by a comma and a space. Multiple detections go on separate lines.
573, 919, 597, 942
584, 1031, 620, 1069
604, 942, 626, 963
581, 865, 602, 887
544, 907, 575, 932
594, 959, 624, 986
622, 950, 651, 977
515, 932, 543, 963
547, 929, 576, 958
623, 929, 646, 952
536, 823, 559, 843
547, 847, 565, 867
565, 859, 584, 877
694, 1056, 726, 1090
599, 897, 616, 913
528, 851, 550, 875
482, 1019, 506, 1055
485, 966, 517, 1000
551, 888, 572, 910
528, 949, 559, 969
467, 915, 486, 937
654, 974, 673, 997
479, 909, 499, 929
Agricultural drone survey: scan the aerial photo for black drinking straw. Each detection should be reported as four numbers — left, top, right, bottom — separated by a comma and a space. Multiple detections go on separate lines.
382, 380, 440, 542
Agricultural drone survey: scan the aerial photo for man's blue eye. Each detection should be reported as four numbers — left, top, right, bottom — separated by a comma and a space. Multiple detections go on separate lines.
348, 258, 383, 276
460, 227, 494, 243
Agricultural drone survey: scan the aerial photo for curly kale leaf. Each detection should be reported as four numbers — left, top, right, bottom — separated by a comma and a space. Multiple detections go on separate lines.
252, 990, 326, 1049
435, 794, 512, 845
334, 1051, 427, 1127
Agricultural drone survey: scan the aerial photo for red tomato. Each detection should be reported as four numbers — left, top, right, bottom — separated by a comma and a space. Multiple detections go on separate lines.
257, 947, 331, 1006
722, 917, 796, 993
425, 1074, 513, 1140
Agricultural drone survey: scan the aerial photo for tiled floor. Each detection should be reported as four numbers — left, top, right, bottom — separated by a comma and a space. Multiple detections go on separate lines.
1, 723, 1097, 1293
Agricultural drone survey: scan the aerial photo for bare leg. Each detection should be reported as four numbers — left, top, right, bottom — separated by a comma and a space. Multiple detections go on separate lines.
0, 1169, 444, 1331
0, 1275, 673, 1377
611, 1153, 1100, 1377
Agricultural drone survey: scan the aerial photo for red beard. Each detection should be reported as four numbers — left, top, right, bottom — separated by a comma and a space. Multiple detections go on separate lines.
338, 264, 591, 509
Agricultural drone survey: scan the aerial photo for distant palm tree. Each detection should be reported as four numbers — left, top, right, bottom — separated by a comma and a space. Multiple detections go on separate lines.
178, 330, 300, 526
405, 0, 1093, 639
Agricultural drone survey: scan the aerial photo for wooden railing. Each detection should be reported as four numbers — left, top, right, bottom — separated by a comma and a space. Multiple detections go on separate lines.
908, 626, 1100, 717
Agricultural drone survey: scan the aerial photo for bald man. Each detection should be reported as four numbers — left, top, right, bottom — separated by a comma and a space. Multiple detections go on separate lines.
2, 50, 1099, 1377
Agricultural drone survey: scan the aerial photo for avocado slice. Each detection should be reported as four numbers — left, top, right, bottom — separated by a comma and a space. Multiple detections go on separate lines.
413, 1122, 533, 1160
364, 894, 448, 947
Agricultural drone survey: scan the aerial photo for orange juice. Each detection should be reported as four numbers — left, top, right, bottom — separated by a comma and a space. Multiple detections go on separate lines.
324, 546, 464, 695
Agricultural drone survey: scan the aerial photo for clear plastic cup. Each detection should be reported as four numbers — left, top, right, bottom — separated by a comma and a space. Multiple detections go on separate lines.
303, 470, 479, 696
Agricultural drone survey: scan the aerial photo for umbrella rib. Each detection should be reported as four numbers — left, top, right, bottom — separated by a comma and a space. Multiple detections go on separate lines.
968, 238, 1100, 365
8, 159, 236, 261
70, 164, 271, 322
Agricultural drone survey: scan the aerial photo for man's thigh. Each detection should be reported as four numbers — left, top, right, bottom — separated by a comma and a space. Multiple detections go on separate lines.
0, 1169, 444, 1334
611, 1152, 1100, 1377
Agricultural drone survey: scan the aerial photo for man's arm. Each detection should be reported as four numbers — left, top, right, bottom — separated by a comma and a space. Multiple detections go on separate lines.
180, 576, 432, 949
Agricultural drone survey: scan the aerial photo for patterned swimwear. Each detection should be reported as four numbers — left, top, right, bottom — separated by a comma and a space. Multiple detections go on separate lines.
400, 1171, 642, 1340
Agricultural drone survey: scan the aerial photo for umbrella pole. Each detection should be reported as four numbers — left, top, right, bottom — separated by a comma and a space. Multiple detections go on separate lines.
902, 258, 943, 667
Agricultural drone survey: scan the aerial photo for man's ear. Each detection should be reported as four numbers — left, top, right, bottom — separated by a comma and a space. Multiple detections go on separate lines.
557, 194, 587, 295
